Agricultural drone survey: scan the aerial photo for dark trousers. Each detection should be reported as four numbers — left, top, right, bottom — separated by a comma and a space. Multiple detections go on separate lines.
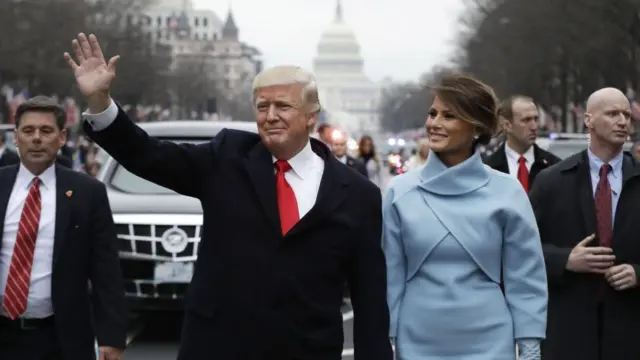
597, 303, 604, 360
0, 316, 63, 360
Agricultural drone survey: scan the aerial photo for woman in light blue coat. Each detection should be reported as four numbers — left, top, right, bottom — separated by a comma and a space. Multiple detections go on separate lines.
383, 74, 547, 360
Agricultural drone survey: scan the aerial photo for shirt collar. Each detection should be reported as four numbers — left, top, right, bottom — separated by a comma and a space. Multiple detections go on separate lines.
336, 155, 347, 164
272, 141, 315, 180
16, 163, 56, 190
587, 148, 623, 178
505, 143, 535, 164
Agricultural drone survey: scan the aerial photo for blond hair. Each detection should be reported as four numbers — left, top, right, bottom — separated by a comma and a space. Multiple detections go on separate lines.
252, 65, 321, 113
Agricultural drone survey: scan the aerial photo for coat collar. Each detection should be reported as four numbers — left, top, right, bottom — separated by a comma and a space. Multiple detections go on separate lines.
418, 149, 490, 195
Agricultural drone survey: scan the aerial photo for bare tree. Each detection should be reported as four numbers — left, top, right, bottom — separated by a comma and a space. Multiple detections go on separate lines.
0, 0, 170, 106
169, 55, 219, 119
456, 0, 640, 131
378, 67, 455, 132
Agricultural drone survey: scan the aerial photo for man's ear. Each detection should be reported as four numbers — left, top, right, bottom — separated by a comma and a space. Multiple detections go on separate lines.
500, 116, 511, 132
583, 113, 593, 129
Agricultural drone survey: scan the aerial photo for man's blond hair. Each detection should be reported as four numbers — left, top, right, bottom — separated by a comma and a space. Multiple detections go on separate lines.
252, 65, 321, 113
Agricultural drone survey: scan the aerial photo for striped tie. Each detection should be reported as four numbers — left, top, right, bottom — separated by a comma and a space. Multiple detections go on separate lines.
3, 177, 42, 319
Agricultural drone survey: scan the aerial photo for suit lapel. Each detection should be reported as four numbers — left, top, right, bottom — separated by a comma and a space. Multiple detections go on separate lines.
244, 142, 281, 235
575, 151, 597, 236
530, 145, 547, 183
490, 145, 509, 174
286, 142, 348, 238
0, 166, 19, 253
53, 166, 71, 266
613, 154, 640, 240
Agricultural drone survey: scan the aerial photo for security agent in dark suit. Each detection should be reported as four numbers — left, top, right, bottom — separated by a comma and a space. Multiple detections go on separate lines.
330, 132, 368, 178
485, 95, 560, 191
529, 88, 640, 360
0, 96, 126, 360
67, 33, 392, 360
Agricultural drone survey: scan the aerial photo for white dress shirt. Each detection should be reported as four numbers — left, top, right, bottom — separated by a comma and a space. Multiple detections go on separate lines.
0, 146, 6, 159
336, 155, 347, 164
0, 164, 57, 318
83, 99, 326, 218
504, 143, 535, 178
272, 142, 324, 218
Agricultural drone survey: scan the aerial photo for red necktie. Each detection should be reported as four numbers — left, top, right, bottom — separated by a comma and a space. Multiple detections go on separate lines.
517, 156, 529, 192
3, 177, 42, 319
595, 164, 612, 247
595, 164, 612, 298
275, 160, 299, 235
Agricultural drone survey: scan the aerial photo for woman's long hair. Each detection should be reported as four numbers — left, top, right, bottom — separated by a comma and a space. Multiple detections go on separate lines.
358, 135, 380, 167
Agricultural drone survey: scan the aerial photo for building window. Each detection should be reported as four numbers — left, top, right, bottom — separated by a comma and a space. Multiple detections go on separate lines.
203, 18, 208, 27
194, 17, 199, 26
157, 16, 162, 26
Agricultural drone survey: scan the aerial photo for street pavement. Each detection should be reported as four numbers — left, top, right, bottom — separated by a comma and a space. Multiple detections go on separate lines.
123, 302, 358, 359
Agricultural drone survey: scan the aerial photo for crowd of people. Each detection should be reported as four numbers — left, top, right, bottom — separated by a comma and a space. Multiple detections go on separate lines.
0, 32, 638, 360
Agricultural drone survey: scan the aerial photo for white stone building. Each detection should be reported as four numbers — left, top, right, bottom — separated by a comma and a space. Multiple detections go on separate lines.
313, 0, 381, 135
144, 0, 223, 47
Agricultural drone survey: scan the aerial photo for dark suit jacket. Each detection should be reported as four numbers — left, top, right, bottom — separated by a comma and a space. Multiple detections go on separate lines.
529, 150, 640, 360
0, 165, 126, 359
0, 148, 73, 169
484, 143, 560, 187
83, 106, 392, 360
344, 155, 368, 178
0, 148, 19, 167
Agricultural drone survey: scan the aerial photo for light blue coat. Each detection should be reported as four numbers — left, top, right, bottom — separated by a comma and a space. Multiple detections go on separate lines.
383, 150, 547, 360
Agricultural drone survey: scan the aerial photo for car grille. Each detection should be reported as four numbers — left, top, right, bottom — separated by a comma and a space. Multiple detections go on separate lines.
113, 214, 202, 299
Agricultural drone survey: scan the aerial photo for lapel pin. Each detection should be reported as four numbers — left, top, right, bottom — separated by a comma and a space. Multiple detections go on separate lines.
65, 190, 73, 199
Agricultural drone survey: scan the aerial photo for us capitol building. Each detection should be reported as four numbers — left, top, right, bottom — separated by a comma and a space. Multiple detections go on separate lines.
313, 0, 382, 135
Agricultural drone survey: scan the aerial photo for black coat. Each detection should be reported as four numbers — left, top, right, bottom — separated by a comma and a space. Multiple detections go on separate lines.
0, 148, 19, 167
344, 155, 368, 178
83, 106, 393, 360
529, 150, 640, 360
484, 143, 561, 187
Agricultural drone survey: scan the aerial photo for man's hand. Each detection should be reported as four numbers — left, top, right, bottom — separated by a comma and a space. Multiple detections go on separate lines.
566, 234, 615, 273
63, 33, 119, 114
605, 264, 637, 290
98, 346, 123, 360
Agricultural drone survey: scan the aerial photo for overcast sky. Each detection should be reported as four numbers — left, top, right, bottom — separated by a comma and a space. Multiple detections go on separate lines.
191, 0, 466, 82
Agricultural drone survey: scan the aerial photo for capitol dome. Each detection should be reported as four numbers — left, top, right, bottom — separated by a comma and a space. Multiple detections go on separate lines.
313, 0, 364, 74
312, 0, 381, 135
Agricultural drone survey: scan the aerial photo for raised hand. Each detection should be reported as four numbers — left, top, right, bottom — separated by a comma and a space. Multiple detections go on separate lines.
63, 33, 120, 113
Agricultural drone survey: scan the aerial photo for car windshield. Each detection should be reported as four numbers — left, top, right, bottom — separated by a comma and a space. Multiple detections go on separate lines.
107, 139, 206, 194
546, 141, 589, 159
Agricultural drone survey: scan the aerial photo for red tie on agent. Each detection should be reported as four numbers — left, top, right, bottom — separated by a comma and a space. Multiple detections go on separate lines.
3, 177, 42, 319
517, 156, 529, 192
275, 160, 299, 235
595, 164, 613, 298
